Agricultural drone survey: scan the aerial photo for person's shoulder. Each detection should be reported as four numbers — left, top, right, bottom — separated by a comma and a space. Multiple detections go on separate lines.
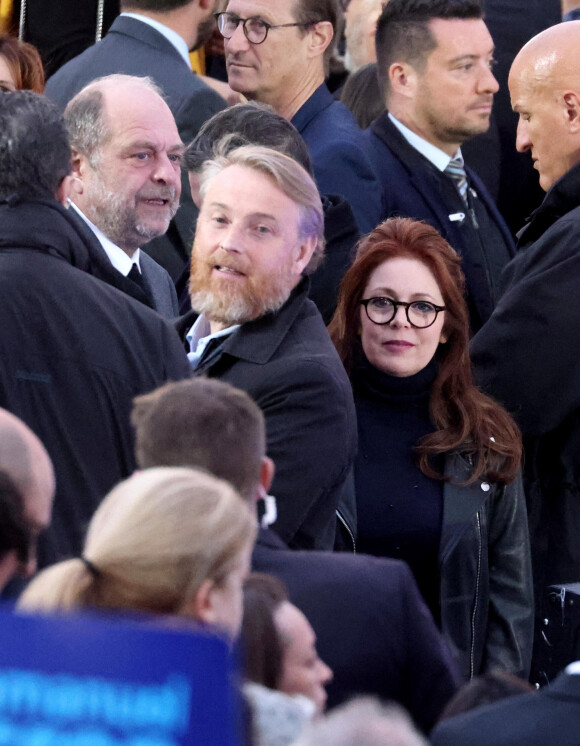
431, 690, 538, 746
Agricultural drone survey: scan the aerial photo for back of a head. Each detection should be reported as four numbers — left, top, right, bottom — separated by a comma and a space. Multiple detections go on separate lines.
340, 63, 384, 129
184, 102, 314, 177
375, 0, 482, 92
0, 91, 71, 202
438, 672, 534, 722
294, 697, 428, 746
18, 467, 256, 619
132, 378, 266, 502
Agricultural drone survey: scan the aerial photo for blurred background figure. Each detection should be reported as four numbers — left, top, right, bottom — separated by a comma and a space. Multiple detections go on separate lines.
0, 0, 119, 79
340, 62, 383, 129
329, 217, 533, 681
241, 573, 333, 716
294, 697, 428, 746
0, 34, 44, 91
343, 0, 386, 73
437, 671, 535, 722
0, 408, 54, 590
18, 468, 256, 643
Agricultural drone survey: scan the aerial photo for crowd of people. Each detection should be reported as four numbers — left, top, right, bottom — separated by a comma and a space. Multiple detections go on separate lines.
1, 0, 580, 743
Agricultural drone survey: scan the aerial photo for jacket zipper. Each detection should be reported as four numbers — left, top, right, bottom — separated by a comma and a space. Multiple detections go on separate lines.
336, 508, 356, 553
470, 511, 482, 679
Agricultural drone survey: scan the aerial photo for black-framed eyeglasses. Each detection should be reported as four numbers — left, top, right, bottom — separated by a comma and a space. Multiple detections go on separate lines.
360, 297, 446, 328
215, 11, 311, 45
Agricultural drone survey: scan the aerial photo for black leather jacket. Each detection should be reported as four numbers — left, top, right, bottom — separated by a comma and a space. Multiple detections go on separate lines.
440, 451, 534, 680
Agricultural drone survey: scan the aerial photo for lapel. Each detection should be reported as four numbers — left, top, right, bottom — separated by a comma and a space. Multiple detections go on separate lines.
371, 115, 468, 244
67, 206, 155, 309
291, 84, 333, 134
439, 451, 491, 565
370, 114, 514, 255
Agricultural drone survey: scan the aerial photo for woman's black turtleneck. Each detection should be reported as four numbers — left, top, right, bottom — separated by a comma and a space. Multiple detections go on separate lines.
352, 353, 443, 621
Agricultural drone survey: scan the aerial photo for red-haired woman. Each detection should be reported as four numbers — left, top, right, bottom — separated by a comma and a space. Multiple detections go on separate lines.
329, 217, 533, 681
0, 35, 44, 92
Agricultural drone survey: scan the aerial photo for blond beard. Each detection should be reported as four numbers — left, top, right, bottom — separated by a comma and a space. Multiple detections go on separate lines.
188, 244, 297, 327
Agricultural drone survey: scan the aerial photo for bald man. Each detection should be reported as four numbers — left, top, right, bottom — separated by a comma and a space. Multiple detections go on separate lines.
0, 409, 54, 588
470, 21, 580, 683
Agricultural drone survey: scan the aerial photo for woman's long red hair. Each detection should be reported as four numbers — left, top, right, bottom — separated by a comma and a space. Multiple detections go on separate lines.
329, 217, 522, 484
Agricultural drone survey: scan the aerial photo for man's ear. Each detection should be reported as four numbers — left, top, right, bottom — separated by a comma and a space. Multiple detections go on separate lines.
56, 174, 81, 206
389, 61, 418, 100
71, 147, 91, 181
292, 234, 318, 276
307, 21, 334, 60
563, 91, 580, 131
260, 456, 275, 495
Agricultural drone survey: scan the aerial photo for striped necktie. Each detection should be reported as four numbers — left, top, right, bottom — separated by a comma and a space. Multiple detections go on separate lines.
445, 155, 469, 205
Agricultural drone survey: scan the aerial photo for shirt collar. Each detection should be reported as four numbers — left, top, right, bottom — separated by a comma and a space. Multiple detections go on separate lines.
388, 113, 462, 172
121, 12, 191, 67
71, 202, 141, 276
186, 314, 240, 369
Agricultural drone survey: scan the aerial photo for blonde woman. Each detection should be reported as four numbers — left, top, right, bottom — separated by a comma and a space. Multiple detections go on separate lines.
18, 467, 257, 642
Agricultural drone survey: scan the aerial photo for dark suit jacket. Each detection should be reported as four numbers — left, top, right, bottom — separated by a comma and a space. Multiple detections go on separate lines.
292, 84, 382, 234
431, 672, 580, 745
365, 113, 515, 330
175, 279, 357, 551
68, 206, 178, 318
45, 15, 226, 278
253, 528, 459, 734
0, 198, 191, 567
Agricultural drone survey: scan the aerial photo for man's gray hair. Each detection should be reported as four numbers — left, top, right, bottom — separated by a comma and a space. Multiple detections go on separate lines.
294, 697, 429, 746
199, 142, 325, 274
63, 74, 164, 164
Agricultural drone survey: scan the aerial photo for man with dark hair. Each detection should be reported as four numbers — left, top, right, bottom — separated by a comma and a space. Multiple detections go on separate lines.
0, 91, 190, 567
0, 408, 55, 588
180, 102, 359, 322
131, 377, 459, 733
44, 0, 227, 280
218, 0, 381, 234
366, 0, 515, 332
63, 74, 182, 318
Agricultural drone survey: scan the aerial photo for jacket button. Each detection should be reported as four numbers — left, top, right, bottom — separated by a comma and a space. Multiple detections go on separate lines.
481, 482, 490, 492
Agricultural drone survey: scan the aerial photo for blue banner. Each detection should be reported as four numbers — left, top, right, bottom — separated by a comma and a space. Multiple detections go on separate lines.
0, 607, 242, 745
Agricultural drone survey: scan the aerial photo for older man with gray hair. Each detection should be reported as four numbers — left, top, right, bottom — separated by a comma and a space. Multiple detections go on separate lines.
175, 144, 357, 552
63, 74, 182, 317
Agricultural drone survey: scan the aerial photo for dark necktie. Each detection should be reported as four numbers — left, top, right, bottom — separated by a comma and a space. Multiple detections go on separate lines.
445, 155, 469, 205
127, 263, 153, 305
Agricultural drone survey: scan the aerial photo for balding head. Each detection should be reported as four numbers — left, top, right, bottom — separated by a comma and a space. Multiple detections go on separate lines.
64, 74, 183, 256
509, 21, 580, 190
0, 409, 55, 579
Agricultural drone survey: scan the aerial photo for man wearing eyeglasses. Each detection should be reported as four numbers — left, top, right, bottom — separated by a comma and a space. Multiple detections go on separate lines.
217, 0, 382, 235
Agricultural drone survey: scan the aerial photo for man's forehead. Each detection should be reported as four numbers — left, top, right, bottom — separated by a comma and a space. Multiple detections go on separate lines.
101, 93, 180, 148
204, 164, 300, 216
428, 17, 493, 57
227, 0, 297, 20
